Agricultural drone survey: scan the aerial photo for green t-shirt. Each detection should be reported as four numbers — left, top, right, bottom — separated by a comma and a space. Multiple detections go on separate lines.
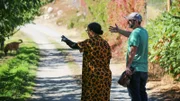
126, 27, 148, 72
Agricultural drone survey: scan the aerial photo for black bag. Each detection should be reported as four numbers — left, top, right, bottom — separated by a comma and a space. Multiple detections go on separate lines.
117, 68, 134, 87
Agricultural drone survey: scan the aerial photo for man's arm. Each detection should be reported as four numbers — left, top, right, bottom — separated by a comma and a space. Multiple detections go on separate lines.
109, 24, 131, 37
126, 46, 138, 75
118, 28, 131, 37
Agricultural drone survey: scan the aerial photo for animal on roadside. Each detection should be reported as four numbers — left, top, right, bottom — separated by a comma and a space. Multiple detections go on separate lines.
4, 39, 23, 56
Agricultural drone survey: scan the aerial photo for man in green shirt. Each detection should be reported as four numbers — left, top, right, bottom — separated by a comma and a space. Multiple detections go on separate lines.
109, 12, 148, 101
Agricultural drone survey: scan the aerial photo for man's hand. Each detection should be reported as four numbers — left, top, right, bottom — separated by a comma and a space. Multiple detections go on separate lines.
109, 24, 131, 37
109, 24, 119, 33
126, 66, 133, 76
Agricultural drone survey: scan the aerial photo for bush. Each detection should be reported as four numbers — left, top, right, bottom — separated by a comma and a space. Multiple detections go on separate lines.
0, 46, 40, 100
146, 0, 180, 80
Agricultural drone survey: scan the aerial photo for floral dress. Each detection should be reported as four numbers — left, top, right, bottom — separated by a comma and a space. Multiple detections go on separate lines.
77, 35, 112, 101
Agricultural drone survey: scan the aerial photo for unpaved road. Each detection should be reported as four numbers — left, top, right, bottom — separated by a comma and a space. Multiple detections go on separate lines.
20, 23, 131, 101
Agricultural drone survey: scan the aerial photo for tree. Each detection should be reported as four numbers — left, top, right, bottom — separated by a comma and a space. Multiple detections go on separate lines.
147, 0, 180, 80
0, 0, 47, 50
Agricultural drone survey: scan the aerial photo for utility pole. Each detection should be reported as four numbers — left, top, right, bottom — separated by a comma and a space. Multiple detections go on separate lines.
167, 0, 172, 12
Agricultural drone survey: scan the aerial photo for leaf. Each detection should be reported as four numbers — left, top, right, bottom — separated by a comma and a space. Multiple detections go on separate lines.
0, 0, 45, 39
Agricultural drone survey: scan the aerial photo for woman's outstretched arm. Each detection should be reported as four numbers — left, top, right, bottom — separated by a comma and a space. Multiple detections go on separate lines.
61, 35, 80, 49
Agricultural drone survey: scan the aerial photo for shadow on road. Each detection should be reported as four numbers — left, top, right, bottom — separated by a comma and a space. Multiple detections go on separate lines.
28, 75, 81, 101
148, 86, 180, 101
20, 73, 133, 101
27, 75, 131, 101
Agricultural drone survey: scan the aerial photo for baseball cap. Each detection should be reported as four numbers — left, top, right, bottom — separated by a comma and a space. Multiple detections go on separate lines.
125, 12, 142, 22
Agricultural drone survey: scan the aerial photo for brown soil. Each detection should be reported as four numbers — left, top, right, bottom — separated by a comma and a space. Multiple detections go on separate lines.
147, 81, 180, 101
147, 63, 180, 101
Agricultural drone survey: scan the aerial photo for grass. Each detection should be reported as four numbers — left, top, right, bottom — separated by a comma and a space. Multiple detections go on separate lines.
147, 0, 167, 9
146, 0, 167, 20
0, 31, 40, 100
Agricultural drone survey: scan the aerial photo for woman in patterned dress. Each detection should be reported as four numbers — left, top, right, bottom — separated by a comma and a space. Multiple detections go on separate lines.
61, 22, 112, 101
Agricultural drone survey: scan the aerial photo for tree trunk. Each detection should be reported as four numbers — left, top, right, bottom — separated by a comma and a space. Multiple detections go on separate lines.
0, 38, 5, 50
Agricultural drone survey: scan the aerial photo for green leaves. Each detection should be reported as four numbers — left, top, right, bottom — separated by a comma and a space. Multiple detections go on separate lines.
146, 0, 180, 80
0, 0, 47, 40
84, 0, 109, 28
0, 46, 39, 99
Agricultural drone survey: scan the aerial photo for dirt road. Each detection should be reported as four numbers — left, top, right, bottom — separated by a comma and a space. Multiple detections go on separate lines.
20, 23, 131, 101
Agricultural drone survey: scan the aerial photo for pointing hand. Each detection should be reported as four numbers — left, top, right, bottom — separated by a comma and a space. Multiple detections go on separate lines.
61, 35, 68, 42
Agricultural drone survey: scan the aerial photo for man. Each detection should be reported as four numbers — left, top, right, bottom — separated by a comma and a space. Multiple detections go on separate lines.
109, 12, 148, 101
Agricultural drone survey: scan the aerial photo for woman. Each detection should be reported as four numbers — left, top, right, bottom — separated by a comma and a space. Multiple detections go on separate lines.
61, 22, 112, 101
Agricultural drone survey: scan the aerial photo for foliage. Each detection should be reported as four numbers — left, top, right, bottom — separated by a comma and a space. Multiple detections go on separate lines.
84, 0, 109, 30
146, 0, 180, 80
0, 46, 40, 100
0, 0, 49, 41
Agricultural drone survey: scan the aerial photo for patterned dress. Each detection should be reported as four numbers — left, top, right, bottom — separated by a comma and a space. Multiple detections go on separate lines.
77, 35, 112, 101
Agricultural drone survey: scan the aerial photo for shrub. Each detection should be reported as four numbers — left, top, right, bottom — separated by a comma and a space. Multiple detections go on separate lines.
146, 0, 180, 80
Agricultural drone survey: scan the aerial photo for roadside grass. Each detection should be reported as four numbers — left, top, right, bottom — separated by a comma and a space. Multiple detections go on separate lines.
0, 31, 40, 101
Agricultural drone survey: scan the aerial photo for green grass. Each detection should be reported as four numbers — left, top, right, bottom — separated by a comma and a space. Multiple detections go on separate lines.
147, 0, 167, 9
146, 0, 167, 20
0, 31, 40, 100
